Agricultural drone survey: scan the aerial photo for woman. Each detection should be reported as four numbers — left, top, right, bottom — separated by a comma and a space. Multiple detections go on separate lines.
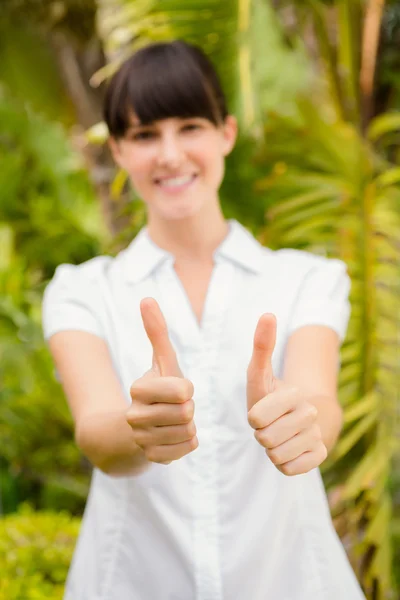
43, 40, 365, 600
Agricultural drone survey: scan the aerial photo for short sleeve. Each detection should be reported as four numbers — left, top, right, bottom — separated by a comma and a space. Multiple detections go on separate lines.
287, 257, 351, 342
42, 262, 106, 341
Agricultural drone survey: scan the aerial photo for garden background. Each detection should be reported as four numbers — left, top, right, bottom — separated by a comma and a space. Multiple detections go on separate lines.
0, 1, 399, 598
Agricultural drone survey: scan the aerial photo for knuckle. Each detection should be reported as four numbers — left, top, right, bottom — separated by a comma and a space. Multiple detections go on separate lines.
256, 429, 274, 448
180, 400, 194, 423
262, 431, 275, 448
280, 462, 296, 476
248, 409, 261, 429
175, 379, 194, 403
185, 421, 197, 438
126, 405, 142, 427
130, 380, 144, 400
268, 448, 281, 465
183, 378, 195, 399
305, 403, 318, 421
188, 436, 199, 451
145, 447, 159, 463
319, 444, 328, 462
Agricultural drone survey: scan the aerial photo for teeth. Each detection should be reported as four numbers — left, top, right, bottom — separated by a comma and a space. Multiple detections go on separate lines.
159, 175, 194, 187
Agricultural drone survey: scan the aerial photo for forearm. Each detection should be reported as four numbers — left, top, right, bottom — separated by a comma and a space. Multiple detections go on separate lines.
75, 409, 150, 477
309, 394, 343, 453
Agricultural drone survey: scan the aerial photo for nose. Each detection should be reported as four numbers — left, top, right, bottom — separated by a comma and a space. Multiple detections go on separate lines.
157, 131, 183, 168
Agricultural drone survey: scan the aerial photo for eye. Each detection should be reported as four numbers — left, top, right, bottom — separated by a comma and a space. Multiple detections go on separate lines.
131, 130, 156, 141
181, 122, 201, 132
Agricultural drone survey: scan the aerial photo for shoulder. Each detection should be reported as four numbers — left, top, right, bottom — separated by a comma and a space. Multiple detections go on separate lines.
267, 246, 346, 272
266, 249, 351, 341
49, 254, 114, 285
43, 255, 114, 319
44, 254, 116, 302
260, 246, 349, 289
42, 255, 116, 341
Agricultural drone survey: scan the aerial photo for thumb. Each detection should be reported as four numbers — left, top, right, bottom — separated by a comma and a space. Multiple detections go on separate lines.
247, 313, 277, 410
140, 297, 182, 377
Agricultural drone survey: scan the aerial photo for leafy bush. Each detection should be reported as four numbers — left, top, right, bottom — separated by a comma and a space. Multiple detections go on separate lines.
0, 505, 80, 600
0, 88, 105, 513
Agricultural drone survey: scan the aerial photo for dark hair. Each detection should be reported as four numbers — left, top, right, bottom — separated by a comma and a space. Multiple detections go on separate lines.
104, 40, 228, 138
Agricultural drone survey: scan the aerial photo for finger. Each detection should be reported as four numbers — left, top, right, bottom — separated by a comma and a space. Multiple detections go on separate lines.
130, 377, 194, 405
247, 313, 277, 408
277, 445, 328, 477
262, 425, 322, 466
247, 387, 298, 430
140, 297, 182, 377
127, 399, 195, 427
133, 422, 197, 447
251, 400, 318, 445
146, 437, 199, 464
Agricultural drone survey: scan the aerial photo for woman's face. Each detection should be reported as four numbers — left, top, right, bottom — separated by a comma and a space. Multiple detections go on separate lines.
109, 114, 237, 221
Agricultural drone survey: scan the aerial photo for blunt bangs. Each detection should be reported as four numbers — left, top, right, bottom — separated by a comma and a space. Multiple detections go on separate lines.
104, 41, 228, 138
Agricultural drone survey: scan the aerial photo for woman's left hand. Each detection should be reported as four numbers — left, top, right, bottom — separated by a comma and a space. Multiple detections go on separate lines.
247, 314, 328, 476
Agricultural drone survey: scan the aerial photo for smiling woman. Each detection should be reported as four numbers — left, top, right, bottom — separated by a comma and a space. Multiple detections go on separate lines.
42, 40, 366, 600
106, 41, 237, 224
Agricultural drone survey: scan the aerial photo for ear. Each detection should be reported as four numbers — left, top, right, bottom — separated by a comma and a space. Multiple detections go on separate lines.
108, 136, 125, 169
221, 115, 238, 157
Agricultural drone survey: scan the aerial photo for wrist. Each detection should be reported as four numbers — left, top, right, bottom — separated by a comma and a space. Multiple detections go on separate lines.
309, 394, 343, 453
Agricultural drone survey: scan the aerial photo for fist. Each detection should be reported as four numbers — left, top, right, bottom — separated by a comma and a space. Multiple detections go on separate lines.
247, 314, 327, 476
127, 298, 198, 464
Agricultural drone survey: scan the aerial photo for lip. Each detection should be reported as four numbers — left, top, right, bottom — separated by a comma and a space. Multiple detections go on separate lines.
154, 173, 198, 193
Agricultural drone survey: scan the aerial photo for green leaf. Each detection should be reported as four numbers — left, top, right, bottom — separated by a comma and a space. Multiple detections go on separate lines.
343, 440, 391, 500
342, 391, 378, 425
367, 112, 400, 141
333, 408, 379, 461
375, 167, 400, 188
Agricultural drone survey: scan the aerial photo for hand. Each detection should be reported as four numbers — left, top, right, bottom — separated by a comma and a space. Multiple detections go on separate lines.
126, 297, 198, 464
247, 314, 327, 476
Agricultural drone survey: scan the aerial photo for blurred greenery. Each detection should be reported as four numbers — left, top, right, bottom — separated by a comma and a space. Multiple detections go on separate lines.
0, 0, 399, 598
0, 86, 107, 515
0, 504, 79, 600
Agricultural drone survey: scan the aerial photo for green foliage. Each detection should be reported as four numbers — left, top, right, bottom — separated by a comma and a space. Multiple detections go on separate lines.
0, 87, 107, 278
1, 0, 97, 43
95, 0, 311, 132
0, 505, 79, 600
0, 21, 73, 124
0, 89, 108, 513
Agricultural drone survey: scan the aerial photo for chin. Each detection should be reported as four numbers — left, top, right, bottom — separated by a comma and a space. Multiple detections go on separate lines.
158, 199, 204, 221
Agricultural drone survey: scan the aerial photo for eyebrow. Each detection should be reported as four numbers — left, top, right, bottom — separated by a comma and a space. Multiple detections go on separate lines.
127, 123, 150, 130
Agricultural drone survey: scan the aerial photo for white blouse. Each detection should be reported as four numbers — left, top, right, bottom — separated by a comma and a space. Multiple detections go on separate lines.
43, 220, 365, 600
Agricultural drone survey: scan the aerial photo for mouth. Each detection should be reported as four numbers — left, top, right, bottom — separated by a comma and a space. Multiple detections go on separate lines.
154, 173, 198, 192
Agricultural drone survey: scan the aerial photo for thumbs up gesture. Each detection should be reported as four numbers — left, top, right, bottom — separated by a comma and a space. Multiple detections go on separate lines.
247, 314, 327, 476
126, 298, 198, 464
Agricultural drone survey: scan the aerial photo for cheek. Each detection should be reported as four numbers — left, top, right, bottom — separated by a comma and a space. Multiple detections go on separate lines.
125, 154, 153, 188
206, 154, 225, 187
192, 142, 225, 184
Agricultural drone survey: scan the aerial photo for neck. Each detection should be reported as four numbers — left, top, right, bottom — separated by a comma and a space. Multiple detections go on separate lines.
146, 204, 229, 263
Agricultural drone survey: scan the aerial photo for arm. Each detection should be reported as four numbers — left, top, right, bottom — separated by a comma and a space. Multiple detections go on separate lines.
48, 298, 198, 477
49, 331, 149, 477
282, 325, 343, 453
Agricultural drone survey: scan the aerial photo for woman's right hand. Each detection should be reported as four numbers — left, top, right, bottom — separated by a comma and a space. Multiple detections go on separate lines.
127, 297, 198, 464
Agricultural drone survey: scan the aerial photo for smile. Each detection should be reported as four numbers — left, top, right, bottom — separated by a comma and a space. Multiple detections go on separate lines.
155, 174, 198, 191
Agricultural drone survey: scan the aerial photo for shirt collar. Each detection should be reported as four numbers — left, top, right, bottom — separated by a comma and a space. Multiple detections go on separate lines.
215, 220, 266, 273
121, 219, 265, 284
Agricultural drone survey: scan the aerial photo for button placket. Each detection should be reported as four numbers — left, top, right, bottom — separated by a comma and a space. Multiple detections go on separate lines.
188, 260, 236, 600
